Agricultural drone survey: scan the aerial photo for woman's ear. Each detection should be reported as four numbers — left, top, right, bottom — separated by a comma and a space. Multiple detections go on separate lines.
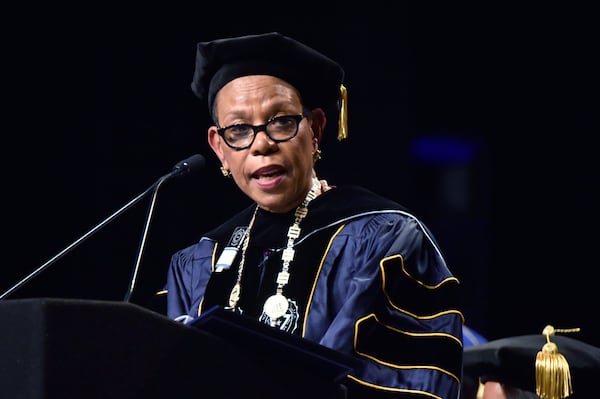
208, 126, 226, 165
309, 108, 327, 144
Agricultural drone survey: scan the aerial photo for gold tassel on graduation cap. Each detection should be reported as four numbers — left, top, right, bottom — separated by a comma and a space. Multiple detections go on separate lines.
337, 84, 348, 141
535, 325, 580, 399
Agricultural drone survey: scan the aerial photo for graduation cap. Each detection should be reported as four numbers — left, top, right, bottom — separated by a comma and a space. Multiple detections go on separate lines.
463, 325, 600, 399
190, 32, 348, 141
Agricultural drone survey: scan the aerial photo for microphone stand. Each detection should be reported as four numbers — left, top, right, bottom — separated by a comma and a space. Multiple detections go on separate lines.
123, 173, 170, 302
0, 154, 204, 302
0, 179, 159, 301
122, 154, 205, 302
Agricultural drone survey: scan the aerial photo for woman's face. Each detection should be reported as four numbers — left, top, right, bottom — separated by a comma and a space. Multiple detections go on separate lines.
208, 75, 324, 213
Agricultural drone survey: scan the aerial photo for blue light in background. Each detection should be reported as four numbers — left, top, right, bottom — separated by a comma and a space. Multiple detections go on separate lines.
410, 136, 478, 165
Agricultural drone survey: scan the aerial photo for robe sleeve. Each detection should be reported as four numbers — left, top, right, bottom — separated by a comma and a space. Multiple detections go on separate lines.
164, 238, 216, 320
305, 212, 464, 399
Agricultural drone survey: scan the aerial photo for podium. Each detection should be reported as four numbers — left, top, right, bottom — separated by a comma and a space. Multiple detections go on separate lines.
0, 298, 354, 399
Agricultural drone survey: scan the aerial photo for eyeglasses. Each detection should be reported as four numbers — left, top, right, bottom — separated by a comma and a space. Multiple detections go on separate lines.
216, 114, 304, 150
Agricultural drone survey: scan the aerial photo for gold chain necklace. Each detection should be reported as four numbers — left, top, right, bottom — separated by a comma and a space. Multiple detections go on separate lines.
226, 204, 259, 309
227, 177, 321, 324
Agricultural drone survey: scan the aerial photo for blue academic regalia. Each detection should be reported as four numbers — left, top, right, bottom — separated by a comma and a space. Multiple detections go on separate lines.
165, 185, 464, 398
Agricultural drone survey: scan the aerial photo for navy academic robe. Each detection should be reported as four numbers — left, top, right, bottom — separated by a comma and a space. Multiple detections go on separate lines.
165, 185, 464, 398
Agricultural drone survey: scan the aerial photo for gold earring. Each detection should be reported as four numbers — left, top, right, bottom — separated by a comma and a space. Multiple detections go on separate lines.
312, 149, 322, 163
220, 166, 231, 177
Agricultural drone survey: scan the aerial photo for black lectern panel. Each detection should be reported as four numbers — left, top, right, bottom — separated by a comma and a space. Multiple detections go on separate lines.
0, 298, 348, 399
191, 305, 359, 382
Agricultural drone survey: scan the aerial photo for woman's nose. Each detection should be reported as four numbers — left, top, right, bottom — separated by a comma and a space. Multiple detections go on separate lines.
250, 130, 277, 154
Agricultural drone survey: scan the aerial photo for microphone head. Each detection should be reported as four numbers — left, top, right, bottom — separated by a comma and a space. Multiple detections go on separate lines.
172, 154, 206, 177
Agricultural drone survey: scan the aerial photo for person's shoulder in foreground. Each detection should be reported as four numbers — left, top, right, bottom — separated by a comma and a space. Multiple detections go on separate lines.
162, 31, 464, 398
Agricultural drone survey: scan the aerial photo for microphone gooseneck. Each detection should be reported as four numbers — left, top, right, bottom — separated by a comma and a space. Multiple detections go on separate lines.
123, 153, 205, 302
0, 154, 205, 301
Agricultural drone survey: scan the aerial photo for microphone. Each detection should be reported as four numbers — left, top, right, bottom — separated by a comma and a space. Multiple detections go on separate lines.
169, 153, 206, 178
0, 154, 206, 301
123, 153, 205, 302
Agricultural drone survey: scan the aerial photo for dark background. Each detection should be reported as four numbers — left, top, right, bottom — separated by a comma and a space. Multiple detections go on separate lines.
3, 4, 597, 346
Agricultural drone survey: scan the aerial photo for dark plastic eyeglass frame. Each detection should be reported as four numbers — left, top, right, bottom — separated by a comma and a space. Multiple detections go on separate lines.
216, 114, 304, 150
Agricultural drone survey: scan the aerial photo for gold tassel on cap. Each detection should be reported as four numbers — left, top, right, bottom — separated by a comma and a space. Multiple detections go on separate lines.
535, 325, 580, 399
337, 84, 348, 141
